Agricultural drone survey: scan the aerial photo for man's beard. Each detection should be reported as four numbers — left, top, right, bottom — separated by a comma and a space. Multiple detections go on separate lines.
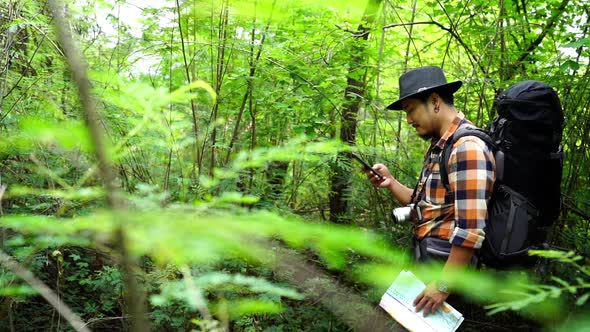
417, 131, 434, 141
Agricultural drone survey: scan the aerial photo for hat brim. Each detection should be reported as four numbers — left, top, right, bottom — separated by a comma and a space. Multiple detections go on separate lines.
386, 80, 463, 110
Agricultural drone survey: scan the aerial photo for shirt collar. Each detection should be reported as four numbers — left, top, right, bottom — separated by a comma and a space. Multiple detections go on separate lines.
433, 112, 466, 150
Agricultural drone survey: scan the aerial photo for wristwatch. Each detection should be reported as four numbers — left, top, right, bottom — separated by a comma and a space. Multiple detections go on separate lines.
436, 280, 449, 294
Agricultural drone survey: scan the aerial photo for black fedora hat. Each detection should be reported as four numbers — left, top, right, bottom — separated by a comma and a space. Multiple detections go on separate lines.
386, 66, 462, 110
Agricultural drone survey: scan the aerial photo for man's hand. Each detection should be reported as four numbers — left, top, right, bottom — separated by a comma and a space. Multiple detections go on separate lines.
363, 163, 413, 206
365, 163, 393, 188
413, 282, 450, 317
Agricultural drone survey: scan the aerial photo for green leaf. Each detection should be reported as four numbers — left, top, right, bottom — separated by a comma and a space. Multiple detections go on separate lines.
0, 285, 37, 297
6, 186, 105, 201
214, 298, 283, 319
561, 38, 590, 48
18, 117, 93, 152
551, 276, 577, 294
529, 250, 581, 262
195, 272, 304, 300
575, 293, 590, 306
559, 59, 580, 71
170, 80, 217, 105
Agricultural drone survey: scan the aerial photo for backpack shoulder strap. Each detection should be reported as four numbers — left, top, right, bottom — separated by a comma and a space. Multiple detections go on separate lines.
440, 126, 494, 193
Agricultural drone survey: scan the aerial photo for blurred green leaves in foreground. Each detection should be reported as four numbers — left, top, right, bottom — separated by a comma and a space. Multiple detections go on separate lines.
3, 198, 587, 327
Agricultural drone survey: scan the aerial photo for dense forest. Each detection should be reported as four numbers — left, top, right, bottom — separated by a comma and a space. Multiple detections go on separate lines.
0, 0, 589, 331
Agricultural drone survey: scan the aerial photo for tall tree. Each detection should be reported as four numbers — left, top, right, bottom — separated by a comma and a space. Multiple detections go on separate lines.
329, 0, 382, 223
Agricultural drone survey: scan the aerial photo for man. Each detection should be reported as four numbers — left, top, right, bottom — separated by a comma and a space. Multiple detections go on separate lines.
366, 66, 495, 316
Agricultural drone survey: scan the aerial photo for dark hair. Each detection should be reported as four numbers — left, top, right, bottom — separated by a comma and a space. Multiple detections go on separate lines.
416, 90, 455, 107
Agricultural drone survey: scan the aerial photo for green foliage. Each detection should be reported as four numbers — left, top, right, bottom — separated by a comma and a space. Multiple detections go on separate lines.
0, 270, 35, 296
1, 0, 589, 330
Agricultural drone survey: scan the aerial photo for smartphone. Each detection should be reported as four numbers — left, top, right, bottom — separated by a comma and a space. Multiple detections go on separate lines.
351, 153, 384, 180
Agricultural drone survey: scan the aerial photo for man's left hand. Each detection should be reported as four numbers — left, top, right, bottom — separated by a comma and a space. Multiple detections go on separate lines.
413, 282, 450, 317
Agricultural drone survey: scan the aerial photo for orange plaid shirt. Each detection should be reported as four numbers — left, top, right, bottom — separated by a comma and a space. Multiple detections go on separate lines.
412, 112, 496, 249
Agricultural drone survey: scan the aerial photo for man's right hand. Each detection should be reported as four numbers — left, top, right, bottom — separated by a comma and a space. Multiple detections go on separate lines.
364, 164, 414, 206
366, 163, 394, 189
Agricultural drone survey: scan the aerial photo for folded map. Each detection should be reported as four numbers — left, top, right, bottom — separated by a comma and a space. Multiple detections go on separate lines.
379, 270, 463, 332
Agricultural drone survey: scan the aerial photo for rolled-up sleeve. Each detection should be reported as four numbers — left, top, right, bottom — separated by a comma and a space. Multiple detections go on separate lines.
447, 137, 495, 249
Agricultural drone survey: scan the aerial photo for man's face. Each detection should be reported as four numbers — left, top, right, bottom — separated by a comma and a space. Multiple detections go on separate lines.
401, 97, 436, 140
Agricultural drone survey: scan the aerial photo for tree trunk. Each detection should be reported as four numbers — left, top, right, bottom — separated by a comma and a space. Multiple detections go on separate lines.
329, 0, 382, 223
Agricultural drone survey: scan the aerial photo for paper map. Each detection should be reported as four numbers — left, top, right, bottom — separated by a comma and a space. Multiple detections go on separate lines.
379, 270, 464, 332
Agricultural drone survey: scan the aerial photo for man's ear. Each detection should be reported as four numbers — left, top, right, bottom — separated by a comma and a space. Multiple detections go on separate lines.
430, 93, 440, 112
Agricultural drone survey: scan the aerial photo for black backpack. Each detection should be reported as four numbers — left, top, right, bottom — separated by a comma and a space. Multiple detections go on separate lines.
439, 80, 565, 269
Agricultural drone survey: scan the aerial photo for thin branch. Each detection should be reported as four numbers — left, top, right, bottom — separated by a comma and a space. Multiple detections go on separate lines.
82, 315, 130, 328
563, 199, 590, 222
383, 20, 486, 75
225, 0, 277, 165
264, 56, 341, 116
0, 187, 88, 332
46, 1, 149, 331
0, 76, 42, 125
175, 0, 200, 179
48, 4, 117, 204
2, 27, 48, 99
404, 0, 419, 68
180, 266, 212, 321
334, 24, 371, 37
509, 0, 570, 76
387, 0, 422, 66
436, 0, 472, 67
0, 251, 90, 332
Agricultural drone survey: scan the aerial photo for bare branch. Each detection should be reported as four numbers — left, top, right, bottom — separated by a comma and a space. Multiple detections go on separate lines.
510, 0, 570, 76
382, 20, 487, 75
335, 24, 370, 37
0, 250, 90, 332
0, 183, 86, 331
46, 1, 150, 331
175, 0, 200, 178
225, 0, 277, 165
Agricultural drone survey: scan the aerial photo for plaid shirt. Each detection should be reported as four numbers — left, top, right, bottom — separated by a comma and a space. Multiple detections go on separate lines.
412, 112, 495, 249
